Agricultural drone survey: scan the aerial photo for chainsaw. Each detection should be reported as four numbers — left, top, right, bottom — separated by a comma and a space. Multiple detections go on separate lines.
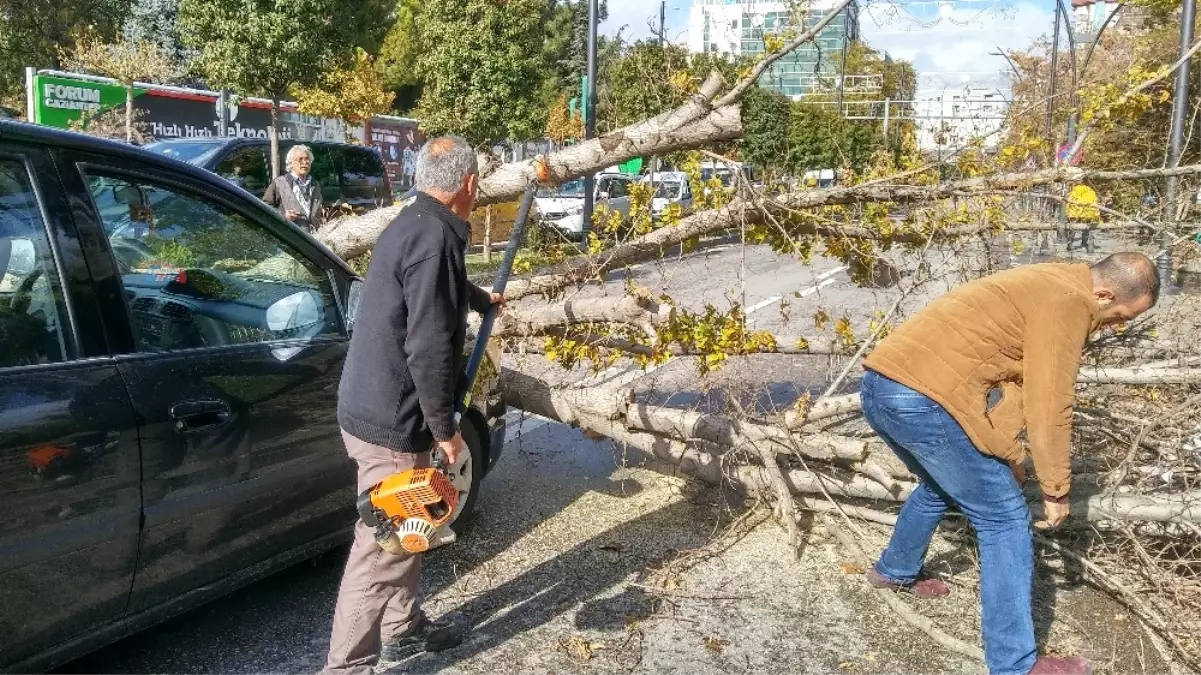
357, 182, 539, 555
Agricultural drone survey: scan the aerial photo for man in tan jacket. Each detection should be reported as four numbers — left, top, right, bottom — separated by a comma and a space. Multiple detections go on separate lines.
860, 253, 1158, 675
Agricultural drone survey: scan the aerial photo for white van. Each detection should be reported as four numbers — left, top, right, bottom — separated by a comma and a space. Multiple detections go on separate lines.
533, 169, 639, 239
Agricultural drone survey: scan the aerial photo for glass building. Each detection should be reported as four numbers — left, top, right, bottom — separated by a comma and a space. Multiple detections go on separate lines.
689, 0, 860, 99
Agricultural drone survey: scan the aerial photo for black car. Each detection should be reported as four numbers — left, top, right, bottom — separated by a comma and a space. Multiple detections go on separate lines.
0, 120, 505, 673
143, 137, 395, 213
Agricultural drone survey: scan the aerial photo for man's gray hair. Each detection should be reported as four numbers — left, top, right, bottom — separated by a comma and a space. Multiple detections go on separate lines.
415, 136, 478, 194
286, 144, 313, 169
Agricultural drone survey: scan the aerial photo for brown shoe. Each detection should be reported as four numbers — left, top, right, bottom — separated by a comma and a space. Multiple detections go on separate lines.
1028, 656, 1093, 675
866, 568, 950, 598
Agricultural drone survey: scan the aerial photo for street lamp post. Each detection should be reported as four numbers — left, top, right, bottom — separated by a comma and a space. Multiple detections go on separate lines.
581, 0, 599, 242
1163, 0, 1197, 287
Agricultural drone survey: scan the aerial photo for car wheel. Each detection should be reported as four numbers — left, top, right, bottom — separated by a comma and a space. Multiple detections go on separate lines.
445, 417, 485, 528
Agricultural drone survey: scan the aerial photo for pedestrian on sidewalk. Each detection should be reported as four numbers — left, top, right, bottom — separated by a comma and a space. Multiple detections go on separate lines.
859, 253, 1159, 675
263, 144, 324, 232
323, 136, 505, 675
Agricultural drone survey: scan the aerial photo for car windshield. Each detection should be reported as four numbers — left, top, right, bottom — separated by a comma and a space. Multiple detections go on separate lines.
702, 168, 734, 186
536, 179, 587, 199
144, 140, 226, 165
654, 181, 682, 199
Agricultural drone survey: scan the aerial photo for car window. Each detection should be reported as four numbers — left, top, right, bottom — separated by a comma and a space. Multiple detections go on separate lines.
0, 158, 72, 367
342, 149, 383, 185
300, 145, 341, 204
144, 140, 226, 165
339, 147, 386, 204
214, 146, 270, 195
607, 177, 632, 199
83, 171, 339, 353
654, 181, 682, 199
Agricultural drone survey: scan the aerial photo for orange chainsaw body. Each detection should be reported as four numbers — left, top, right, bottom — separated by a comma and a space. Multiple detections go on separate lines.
357, 468, 458, 554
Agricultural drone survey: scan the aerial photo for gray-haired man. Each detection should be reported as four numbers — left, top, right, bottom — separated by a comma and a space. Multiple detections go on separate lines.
263, 144, 324, 232
323, 137, 503, 674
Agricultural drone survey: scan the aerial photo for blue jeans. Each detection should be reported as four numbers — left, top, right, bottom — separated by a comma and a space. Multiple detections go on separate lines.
860, 370, 1036, 675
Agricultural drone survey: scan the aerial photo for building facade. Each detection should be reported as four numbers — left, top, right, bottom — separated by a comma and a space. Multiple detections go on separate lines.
913, 86, 1009, 155
1070, 0, 1148, 43
687, 0, 860, 99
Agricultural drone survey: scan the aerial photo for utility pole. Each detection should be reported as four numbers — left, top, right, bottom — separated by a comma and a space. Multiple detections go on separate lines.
660, 0, 666, 44
581, 0, 599, 242
1046, 4, 1060, 167
1162, 0, 1196, 287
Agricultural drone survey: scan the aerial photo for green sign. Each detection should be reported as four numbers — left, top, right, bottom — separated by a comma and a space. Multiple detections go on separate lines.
32, 74, 144, 129
619, 157, 643, 174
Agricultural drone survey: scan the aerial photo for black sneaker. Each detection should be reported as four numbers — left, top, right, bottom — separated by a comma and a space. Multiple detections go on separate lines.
381, 615, 467, 661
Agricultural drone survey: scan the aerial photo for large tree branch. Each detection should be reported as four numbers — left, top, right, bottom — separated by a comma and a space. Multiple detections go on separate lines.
505, 163, 1201, 300
714, 0, 857, 107
500, 367, 1201, 526
316, 88, 741, 261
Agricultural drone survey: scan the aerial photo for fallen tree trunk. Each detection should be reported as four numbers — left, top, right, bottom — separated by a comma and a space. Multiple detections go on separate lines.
495, 296, 674, 338
317, 76, 741, 261
505, 333, 849, 357
501, 366, 1201, 527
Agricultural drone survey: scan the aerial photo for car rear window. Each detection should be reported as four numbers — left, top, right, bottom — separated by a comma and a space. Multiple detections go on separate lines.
144, 140, 226, 165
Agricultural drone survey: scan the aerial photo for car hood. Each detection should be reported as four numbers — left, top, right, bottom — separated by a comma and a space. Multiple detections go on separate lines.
535, 197, 583, 214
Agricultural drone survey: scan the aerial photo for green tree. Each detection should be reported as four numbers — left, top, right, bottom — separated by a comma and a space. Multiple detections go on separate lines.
60, 28, 182, 142
414, 0, 550, 146
122, 0, 191, 69
541, 0, 608, 106
741, 87, 792, 175
0, 0, 130, 98
178, 0, 391, 176
376, 0, 423, 112
598, 40, 746, 132
294, 48, 395, 123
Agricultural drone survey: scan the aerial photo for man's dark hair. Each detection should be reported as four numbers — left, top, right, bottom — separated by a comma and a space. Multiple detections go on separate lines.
1090, 252, 1160, 306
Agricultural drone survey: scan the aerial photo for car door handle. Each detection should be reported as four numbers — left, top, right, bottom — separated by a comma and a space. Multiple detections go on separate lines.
170, 400, 232, 434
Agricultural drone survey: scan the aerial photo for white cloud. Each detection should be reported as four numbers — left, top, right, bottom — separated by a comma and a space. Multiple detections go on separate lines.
859, 1, 1056, 92
602, 0, 690, 41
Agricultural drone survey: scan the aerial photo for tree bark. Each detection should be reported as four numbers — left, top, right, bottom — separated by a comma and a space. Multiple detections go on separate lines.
499, 366, 1201, 526
483, 204, 493, 264
270, 97, 281, 179
495, 295, 674, 338
317, 98, 741, 260
125, 84, 133, 144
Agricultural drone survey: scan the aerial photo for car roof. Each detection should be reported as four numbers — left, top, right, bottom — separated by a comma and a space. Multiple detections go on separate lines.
0, 119, 354, 274
148, 135, 380, 152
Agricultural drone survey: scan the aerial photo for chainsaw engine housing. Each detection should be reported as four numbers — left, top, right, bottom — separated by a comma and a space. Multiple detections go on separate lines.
357, 468, 459, 554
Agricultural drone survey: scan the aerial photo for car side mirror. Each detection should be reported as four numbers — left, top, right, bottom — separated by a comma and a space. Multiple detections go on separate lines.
598, 191, 609, 200
345, 279, 363, 333
266, 290, 322, 333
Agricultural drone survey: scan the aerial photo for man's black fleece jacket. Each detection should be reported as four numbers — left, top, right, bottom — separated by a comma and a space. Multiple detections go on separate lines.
338, 192, 492, 453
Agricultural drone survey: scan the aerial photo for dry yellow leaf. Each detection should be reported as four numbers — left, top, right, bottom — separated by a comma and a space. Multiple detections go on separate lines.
557, 635, 604, 662
703, 636, 729, 653
839, 561, 866, 575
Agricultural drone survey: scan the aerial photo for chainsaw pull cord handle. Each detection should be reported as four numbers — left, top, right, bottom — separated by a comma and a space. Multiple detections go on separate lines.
453, 182, 539, 427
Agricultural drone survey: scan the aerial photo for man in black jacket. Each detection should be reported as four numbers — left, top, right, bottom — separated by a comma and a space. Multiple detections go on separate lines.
324, 136, 502, 675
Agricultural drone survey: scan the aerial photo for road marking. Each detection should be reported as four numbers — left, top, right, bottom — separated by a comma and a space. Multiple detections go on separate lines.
746, 265, 846, 325
746, 295, 782, 313
800, 276, 839, 297
628, 244, 733, 272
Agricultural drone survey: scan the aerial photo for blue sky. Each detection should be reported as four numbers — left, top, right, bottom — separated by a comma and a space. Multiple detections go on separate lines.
600, 0, 1059, 93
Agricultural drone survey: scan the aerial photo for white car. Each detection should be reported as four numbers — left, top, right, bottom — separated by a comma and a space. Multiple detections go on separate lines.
646, 171, 693, 219
534, 171, 639, 239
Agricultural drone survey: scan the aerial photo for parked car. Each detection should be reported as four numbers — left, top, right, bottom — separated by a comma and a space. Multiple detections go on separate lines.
143, 137, 395, 214
0, 120, 505, 673
645, 171, 693, 220
533, 170, 639, 239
